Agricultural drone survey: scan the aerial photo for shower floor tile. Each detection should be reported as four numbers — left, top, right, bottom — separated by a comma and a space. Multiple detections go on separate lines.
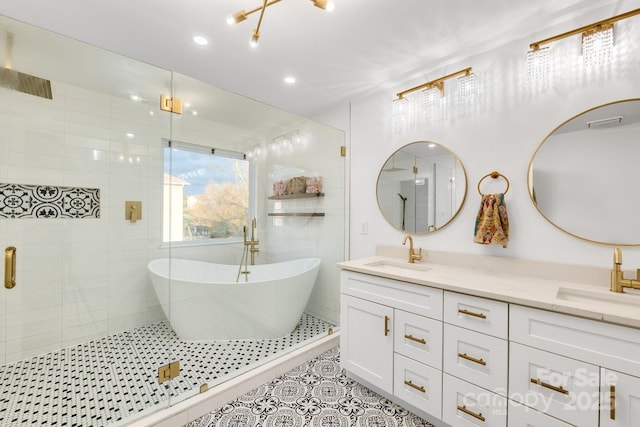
0, 313, 333, 427
185, 347, 435, 427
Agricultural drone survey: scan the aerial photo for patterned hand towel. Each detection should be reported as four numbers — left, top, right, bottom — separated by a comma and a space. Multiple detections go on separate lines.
474, 193, 509, 248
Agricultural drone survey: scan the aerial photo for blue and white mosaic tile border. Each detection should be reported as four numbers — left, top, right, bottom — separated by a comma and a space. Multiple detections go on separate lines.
0, 183, 100, 218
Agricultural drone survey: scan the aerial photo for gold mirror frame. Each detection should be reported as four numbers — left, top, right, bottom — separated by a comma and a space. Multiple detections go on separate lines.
527, 98, 640, 246
376, 141, 467, 234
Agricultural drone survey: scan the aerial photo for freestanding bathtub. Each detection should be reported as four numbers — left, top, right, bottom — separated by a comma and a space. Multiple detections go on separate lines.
147, 257, 321, 341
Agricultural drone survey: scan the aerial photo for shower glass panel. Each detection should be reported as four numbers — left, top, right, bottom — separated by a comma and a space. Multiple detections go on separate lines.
166, 72, 346, 406
0, 15, 174, 424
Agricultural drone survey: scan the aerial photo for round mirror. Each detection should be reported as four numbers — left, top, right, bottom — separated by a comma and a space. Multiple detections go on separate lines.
376, 141, 467, 233
528, 99, 640, 245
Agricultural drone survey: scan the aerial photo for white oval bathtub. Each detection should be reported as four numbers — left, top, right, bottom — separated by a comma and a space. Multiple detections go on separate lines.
147, 257, 321, 341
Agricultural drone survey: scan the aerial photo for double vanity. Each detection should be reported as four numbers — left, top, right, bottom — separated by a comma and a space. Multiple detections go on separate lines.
338, 248, 640, 427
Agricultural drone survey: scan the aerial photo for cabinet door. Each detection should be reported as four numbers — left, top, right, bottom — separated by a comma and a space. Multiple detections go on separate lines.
600, 368, 640, 427
340, 294, 394, 393
509, 342, 599, 427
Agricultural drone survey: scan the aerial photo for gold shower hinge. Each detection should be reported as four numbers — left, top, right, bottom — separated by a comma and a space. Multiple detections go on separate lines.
158, 360, 180, 384
160, 94, 183, 114
340, 146, 346, 157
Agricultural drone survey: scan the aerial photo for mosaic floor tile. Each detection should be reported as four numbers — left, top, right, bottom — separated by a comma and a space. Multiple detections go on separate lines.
0, 313, 333, 426
185, 347, 435, 427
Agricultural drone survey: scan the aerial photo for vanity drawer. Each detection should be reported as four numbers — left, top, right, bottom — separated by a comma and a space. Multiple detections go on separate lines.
393, 353, 442, 419
509, 342, 599, 427
394, 310, 442, 370
508, 400, 573, 427
444, 291, 508, 338
510, 304, 640, 377
442, 373, 507, 427
341, 271, 443, 320
443, 324, 507, 395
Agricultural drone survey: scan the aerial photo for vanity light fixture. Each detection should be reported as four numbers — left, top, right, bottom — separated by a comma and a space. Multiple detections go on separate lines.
527, 7, 640, 74
227, 0, 333, 47
392, 67, 474, 123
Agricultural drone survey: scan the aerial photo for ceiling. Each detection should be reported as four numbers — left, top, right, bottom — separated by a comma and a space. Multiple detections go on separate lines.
0, 0, 630, 118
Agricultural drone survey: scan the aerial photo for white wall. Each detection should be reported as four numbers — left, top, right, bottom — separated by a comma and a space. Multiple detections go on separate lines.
315, 3, 640, 270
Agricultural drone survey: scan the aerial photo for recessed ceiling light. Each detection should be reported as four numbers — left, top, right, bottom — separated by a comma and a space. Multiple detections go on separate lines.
284, 76, 296, 85
193, 35, 209, 46
130, 94, 140, 101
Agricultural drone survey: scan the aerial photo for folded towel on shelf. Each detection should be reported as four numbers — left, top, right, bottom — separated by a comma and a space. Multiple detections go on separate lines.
474, 193, 509, 248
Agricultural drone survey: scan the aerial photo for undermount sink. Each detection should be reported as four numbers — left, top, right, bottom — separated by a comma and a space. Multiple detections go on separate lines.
556, 286, 640, 309
364, 260, 431, 275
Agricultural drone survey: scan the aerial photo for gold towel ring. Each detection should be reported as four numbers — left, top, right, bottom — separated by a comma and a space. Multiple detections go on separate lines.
477, 171, 510, 196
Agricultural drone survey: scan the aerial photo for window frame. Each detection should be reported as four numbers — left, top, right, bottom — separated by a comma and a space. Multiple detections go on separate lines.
161, 139, 255, 247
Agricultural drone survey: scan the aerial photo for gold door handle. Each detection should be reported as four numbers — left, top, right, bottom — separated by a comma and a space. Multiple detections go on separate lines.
404, 380, 425, 393
530, 378, 569, 395
5, 246, 16, 289
457, 405, 485, 422
458, 308, 487, 319
384, 315, 390, 336
610, 385, 616, 420
458, 352, 487, 366
404, 334, 426, 344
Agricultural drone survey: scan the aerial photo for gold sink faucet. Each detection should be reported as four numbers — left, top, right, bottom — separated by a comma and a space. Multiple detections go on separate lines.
610, 248, 640, 293
402, 234, 422, 264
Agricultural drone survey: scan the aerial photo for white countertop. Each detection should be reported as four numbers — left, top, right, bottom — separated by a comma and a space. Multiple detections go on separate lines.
338, 255, 640, 329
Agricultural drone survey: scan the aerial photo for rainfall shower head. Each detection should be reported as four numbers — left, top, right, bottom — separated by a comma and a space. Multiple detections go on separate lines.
1, 32, 53, 100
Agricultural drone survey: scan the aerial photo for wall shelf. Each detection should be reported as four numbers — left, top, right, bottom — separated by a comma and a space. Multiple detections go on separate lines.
268, 212, 325, 217
268, 192, 324, 200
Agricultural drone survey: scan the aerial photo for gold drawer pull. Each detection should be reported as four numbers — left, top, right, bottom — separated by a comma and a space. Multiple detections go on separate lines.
610, 385, 616, 420
404, 334, 426, 344
458, 308, 486, 319
458, 352, 487, 366
384, 315, 390, 336
530, 378, 569, 395
457, 405, 485, 422
404, 380, 425, 393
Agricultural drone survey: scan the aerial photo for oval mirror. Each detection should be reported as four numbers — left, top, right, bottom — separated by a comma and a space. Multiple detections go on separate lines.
376, 141, 467, 233
528, 99, 640, 245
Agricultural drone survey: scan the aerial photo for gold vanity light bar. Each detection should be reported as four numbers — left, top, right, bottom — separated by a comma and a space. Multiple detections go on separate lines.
395, 67, 472, 100
529, 8, 640, 51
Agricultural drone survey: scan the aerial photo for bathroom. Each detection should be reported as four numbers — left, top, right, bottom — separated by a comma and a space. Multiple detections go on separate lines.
2, 0, 640, 426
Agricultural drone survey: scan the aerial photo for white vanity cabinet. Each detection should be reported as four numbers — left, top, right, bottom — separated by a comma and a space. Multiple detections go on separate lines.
339, 270, 443, 418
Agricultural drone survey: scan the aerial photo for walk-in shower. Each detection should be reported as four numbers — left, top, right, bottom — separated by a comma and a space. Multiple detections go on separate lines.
0, 15, 345, 425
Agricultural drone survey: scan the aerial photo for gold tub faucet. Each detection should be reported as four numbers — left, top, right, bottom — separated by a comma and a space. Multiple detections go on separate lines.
402, 234, 422, 264
610, 247, 640, 293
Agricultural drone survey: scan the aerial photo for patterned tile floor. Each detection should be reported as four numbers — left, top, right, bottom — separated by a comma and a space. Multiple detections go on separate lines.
186, 347, 435, 427
0, 313, 333, 427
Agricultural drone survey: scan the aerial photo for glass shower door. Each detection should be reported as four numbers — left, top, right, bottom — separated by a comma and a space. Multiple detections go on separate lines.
0, 15, 174, 425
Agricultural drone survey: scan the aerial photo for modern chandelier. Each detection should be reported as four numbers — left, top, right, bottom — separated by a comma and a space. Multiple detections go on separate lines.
227, 0, 334, 47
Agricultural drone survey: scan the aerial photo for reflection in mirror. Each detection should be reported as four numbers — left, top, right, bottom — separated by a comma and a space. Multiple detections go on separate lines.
528, 99, 640, 245
377, 141, 467, 233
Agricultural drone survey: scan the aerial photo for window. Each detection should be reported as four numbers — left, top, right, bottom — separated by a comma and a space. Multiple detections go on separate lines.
163, 141, 250, 243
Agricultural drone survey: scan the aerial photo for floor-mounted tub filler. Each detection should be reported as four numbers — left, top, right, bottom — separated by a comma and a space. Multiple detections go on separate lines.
148, 257, 321, 341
